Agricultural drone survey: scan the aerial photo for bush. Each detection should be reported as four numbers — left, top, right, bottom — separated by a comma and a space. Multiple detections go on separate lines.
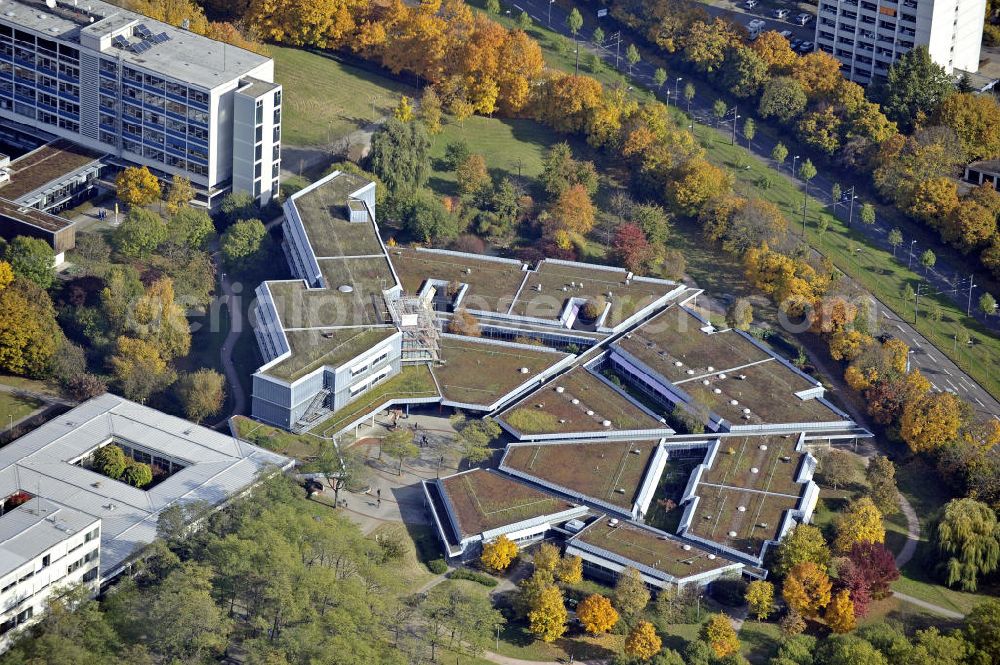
580, 297, 605, 322
428, 558, 448, 574
448, 568, 499, 587
984, 23, 1000, 47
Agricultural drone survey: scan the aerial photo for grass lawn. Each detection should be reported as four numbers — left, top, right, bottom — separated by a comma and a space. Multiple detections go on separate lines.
740, 621, 783, 664
0, 391, 42, 423
373, 522, 438, 591
273, 46, 416, 146
0, 374, 59, 397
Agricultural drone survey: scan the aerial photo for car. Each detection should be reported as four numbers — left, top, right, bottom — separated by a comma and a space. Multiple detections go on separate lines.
745, 0, 758, 8
796, 12, 813, 24
780, 29, 793, 39
790, 38, 802, 49
797, 40, 814, 52
773, 8, 789, 18
748, 18, 766, 28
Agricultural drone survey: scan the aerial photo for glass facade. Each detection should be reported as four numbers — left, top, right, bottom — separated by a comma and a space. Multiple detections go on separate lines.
0, 25, 80, 133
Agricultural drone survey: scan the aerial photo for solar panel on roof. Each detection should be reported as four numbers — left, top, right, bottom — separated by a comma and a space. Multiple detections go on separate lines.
152, 32, 170, 43
135, 23, 152, 37
137, 42, 151, 53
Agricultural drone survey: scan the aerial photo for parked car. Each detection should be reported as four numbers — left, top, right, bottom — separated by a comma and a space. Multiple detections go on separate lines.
748, 18, 766, 28
779, 29, 793, 39
773, 8, 789, 19
797, 40, 815, 52
745, 0, 758, 8
790, 37, 803, 49
796, 12, 813, 25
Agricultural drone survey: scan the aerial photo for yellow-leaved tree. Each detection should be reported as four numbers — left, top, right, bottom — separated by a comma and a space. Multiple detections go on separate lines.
164, 175, 195, 216
528, 584, 567, 643
624, 620, 662, 661
555, 555, 582, 584
900, 391, 966, 454
576, 594, 618, 635
116, 166, 161, 208
613, 567, 651, 618
702, 613, 740, 658
745, 580, 774, 621
834, 497, 885, 554
533, 542, 560, 573
481, 534, 518, 572
782, 561, 832, 618
824, 589, 856, 633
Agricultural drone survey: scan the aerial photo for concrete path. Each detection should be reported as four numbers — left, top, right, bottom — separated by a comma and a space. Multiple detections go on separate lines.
216, 268, 246, 421
894, 493, 920, 569
892, 591, 964, 620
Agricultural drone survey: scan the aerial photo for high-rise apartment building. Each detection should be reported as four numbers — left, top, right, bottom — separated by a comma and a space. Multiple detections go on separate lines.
0, 0, 281, 205
814, 0, 986, 84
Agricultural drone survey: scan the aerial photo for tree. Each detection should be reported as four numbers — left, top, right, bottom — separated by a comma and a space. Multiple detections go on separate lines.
743, 117, 756, 149
780, 610, 807, 637
612, 223, 655, 272
533, 542, 560, 573
219, 191, 256, 225
626, 620, 663, 661
383, 430, 418, 476
540, 143, 599, 197
485, 0, 499, 13
114, 208, 167, 258
653, 67, 667, 89
935, 92, 1000, 161
613, 566, 650, 618
888, 228, 903, 257
545, 183, 596, 242
782, 561, 832, 618
393, 95, 413, 122
684, 18, 741, 73
724, 46, 770, 98
772, 142, 789, 166
146, 562, 230, 661
164, 174, 194, 215
835, 497, 885, 554
866, 455, 899, 515
713, 99, 728, 126
684, 82, 696, 110
110, 336, 175, 403
455, 154, 490, 198
3, 236, 54, 289
900, 391, 965, 453
401, 192, 460, 243
980, 292, 997, 317
369, 118, 431, 194
577, 594, 619, 634
759, 77, 808, 123
726, 297, 754, 330
121, 458, 153, 488
751, 30, 798, 72
920, 248, 936, 274
818, 449, 858, 490
703, 613, 739, 658
847, 541, 900, 599
908, 177, 960, 226
934, 498, 1000, 591
668, 157, 732, 216
555, 554, 582, 583
528, 583, 567, 642
881, 46, 954, 132
220, 218, 267, 269
169, 207, 215, 249
66, 374, 108, 401
93, 444, 128, 480
116, 165, 161, 207
517, 10, 532, 30
799, 158, 817, 187
816, 635, 888, 665
420, 86, 443, 135
593, 26, 605, 45
0, 276, 62, 377
567, 8, 583, 74
964, 599, 1000, 658
745, 580, 774, 620
481, 534, 518, 572
825, 590, 856, 633
943, 200, 997, 253
626, 43, 641, 75
175, 369, 225, 423
859, 203, 876, 226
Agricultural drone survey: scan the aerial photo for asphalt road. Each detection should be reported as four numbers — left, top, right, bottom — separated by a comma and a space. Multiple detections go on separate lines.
512, 0, 1000, 418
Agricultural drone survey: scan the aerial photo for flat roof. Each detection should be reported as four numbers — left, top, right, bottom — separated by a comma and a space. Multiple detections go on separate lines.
0, 139, 103, 202
0, 197, 75, 233
439, 468, 577, 539
389, 248, 527, 314
686, 485, 800, 557
265, 269, 391, 330
0, 0, 270, 89
573, 517, 737, 579
499, 365, 664, 435
0, 394, 291, 577
261, 327, 397, 382
292, 173, 383, 257
701, 435, 806, 496
431, 337, 569, 407
511, 260, 673, 326
502, 439, 659, 509
0, 497, 98, 579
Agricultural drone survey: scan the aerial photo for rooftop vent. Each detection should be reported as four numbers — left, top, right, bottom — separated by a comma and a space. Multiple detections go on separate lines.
750, 467, 759, 474
338, 284, 354, 293
571, 398, 580, 405
759, 444, 768, 451
708, 553, 716, 560
730, 399, 739, 406
737, 506, 746, 512
602, 420, 612, 427
555, 386, 564, 393
519, 367, 529, 374
713, 388, 722, 394
728, 530, 738, 537
609, 518, 619, 526
631, 448, 642, 454
682, 544, 692, 551
586, 410, 594, 416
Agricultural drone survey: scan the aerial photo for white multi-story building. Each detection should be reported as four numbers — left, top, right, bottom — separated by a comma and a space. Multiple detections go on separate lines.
0, 0, 281, 205
0, 497, 100, 651
814, 0, 986, 84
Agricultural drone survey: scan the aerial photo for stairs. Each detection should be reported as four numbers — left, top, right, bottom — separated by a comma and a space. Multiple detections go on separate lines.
291, 389, 331, 433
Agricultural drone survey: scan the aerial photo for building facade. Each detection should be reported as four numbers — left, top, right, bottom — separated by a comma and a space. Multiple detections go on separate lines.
0, 497, 100, 652
814, 0, 986, 83
0, 0, 281, 205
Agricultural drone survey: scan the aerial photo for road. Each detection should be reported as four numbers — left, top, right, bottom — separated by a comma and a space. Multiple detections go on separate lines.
511, 0, 1000, 418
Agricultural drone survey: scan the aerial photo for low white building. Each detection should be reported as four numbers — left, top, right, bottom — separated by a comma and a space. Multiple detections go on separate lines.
0, 497, 101, 651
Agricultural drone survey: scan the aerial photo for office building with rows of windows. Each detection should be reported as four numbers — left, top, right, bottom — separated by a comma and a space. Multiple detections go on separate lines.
814, 0, 986, 84
0, 0, 282, 206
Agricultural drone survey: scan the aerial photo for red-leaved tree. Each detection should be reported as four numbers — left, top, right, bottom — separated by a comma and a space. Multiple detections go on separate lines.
848, 541, 900, 600
612, 223, 654, 273
838, 559, 872, 618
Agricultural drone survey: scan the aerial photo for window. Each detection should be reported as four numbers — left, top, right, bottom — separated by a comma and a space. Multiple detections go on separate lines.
82, 567, 98, 583
255, 99, 263, 124
255, 144, 262, 161
41, 554, 50, 569
83, 549, 99, 563
273, 90, 281, 107
18, 570, 33, 583
273, 107, 280, 125
255, 125, 262, 143
1, 581, 14, 594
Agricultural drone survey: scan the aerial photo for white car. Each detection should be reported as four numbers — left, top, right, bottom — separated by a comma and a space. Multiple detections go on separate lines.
748, 18, 766, 29
779, 30, 793, 39
773, 8, 789, 19
745, 0, 758, 8
796, 12, 813, 25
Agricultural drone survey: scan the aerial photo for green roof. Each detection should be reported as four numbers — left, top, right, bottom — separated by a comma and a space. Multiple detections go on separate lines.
292, 172, 384, 257
262, 327, 397, 382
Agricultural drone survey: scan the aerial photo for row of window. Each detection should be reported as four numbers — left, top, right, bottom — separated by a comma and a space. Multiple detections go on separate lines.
0, 25, 80, 60
349, 349, 391, 377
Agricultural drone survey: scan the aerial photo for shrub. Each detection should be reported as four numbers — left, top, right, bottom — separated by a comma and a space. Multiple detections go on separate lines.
93, 444, 128, 480
580, 297, 605, 321
448, 568, 499, 587
428, 558, 448, 574
121, 459, 153, 488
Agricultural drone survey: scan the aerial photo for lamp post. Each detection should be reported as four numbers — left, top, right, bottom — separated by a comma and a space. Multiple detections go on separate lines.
908, 240, 917, 271
548, 0, 555, 26
726, 106, 740, 145
791, 154, 799, 177
843, 185, 856, 227
674, 77, 683, 103
967, 274, 978, 316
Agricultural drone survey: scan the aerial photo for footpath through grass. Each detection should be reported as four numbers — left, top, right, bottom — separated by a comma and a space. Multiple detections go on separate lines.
0, 391, 42, 423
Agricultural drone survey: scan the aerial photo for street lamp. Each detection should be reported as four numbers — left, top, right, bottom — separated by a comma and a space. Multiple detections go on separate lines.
967, 274, 978, 316
791, 154, 800, 177
725, 106, 739, 145
843, 185, 857, 227
548, 0, 555, 26
664, 89, 671, 106
674, 77, 683, 103
908, 240, 917, 271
